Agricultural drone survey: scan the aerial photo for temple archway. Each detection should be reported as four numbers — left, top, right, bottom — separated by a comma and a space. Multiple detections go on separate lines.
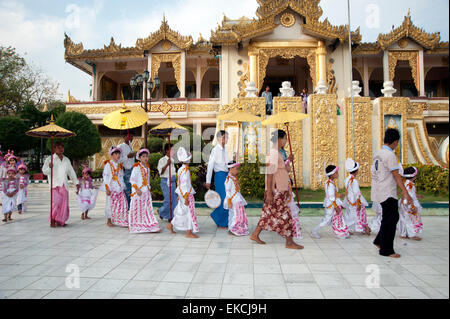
369, 67, 383, 98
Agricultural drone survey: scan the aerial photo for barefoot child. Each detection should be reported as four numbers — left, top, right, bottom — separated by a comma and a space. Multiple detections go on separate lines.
166, 147, 199, 238
76, 165, 99, 220
16, 164, 29, 214
102, 146, 128, 227
312, 165, 350, 239
224, 162, 249, 236
2, 167, 18, 222
398, 166, 423, 241
129, 148, 161, 234
343, 158, 370, 235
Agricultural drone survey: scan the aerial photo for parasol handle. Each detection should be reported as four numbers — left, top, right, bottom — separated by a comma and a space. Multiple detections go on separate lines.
168, 133, 172, 221
286, 124, 301, 209
50, 137, 53, 226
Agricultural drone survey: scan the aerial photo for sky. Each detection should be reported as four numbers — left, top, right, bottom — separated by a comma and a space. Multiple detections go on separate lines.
0, 0, 448, 101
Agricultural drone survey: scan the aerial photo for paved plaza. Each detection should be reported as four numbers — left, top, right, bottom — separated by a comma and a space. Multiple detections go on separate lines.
0, 186, 448, 299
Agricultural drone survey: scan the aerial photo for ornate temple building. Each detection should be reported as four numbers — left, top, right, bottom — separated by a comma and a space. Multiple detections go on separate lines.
64, 0, 449, 189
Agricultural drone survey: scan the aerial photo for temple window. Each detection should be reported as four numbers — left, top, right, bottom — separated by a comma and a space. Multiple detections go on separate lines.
425, 67, 449, 97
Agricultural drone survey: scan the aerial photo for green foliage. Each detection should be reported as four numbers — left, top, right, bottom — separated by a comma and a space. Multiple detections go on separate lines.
146, 137, 164, 153
238, 162, 266, 200
92, 169, 103, 179
190, 165, 207, 200
47, 112, 101, 161
149, 153, 163, 173
0, 116, 35, 152
150, 173, 163, 200
412, 163, 449, 196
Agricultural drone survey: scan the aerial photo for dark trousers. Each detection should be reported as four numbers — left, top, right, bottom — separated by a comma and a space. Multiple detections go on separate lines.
373, 197, 399, 256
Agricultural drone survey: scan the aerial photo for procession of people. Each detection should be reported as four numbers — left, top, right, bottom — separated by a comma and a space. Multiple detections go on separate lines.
1, 127, 422, 258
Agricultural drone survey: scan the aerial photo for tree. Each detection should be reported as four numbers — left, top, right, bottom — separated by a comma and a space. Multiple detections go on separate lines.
0, 117, 35, 153
0, 46, 61, 115
47, 112, 101, 164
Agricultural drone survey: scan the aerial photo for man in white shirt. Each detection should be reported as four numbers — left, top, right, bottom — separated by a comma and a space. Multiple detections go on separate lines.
42, 141, 79, 227
118, 131, 135, 207
157, 143, 178, 221
206, 130, 231, 228
371, 128, 413, 258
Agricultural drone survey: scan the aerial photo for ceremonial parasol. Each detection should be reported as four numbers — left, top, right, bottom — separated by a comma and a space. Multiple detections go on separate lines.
26, 114, 76, 226
261, 104, 308, 208
103, 92, 149, 130
217, 104, 261, 160
150, 104, 188, 221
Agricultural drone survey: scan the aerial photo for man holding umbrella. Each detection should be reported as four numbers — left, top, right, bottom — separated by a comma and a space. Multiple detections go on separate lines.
118, 131, 135, 207
42, 141, 79, 227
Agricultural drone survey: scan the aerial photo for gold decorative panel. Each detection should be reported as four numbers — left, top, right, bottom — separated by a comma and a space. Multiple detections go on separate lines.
378, 97, 409, 165
94, 137, 144, 170
388, 51, 419, 92
249, 46, 317, 91
345, 97, 372, 187
273, 97, 303, 187
310, 94, 338, 190
150, 101, 186, 113
151, 53, 181, 92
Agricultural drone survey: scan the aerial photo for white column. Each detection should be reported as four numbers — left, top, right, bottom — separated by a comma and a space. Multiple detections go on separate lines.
383, 50, 390, 83
196, 58, 202, 99
221, 46, 229, 105
363, 58, 369, 97
194, 121, 202, 136
249, 54, 257, 84
180, 51, 186, 98
418, 49, 425, 97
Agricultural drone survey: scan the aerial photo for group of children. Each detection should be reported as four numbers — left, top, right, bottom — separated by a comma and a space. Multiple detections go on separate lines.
1, 147, 424, 243
312, 159, 423, 241
0, 151, 29, 222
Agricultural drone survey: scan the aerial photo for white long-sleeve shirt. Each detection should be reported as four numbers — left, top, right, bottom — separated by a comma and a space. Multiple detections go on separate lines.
101, 160, 125, 193
206, 144, 230, 184
344, 175, 369, 207
224, 174, 247, 209
42, 154, 79, 189
157, 156, 176, 179
176, 164, 196, 199
323, 179, 343, 209
130, 162, 151, 196
118, 142, 134, 170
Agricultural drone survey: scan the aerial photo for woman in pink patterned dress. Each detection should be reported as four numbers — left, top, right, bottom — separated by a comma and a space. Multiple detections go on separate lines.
102, 146, 128, 227
224, 162, 249, 236
250, 130, 304, 250
128, 148, 161, 234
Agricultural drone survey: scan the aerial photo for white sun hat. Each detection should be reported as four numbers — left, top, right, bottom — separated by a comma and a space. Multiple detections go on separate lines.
345, 158, 360, 173
177, 147, 192, 163
204, 189, 221, 209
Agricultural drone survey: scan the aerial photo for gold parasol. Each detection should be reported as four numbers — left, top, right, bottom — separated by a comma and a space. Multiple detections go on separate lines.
261, 104, 307, 208
150, 104, 188, 220
103, 92, 149, 130
218, 104, 261, 160
26, 114, 76, 227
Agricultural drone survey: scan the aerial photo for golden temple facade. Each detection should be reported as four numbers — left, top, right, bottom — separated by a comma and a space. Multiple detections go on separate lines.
64, 0, 449, 189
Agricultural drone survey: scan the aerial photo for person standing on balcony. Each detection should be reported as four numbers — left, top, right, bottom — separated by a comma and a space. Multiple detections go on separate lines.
118, 131, 135, 208
261, 86, 273, 115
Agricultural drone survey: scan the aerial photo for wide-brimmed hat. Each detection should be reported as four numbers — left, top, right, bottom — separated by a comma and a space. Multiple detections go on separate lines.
205, 190, 221, 209
109, 146, 122, 156
345, 158, 360, 173
177, 147, 192, 163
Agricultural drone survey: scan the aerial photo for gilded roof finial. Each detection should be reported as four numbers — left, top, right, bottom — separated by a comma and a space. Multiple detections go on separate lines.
407, 8, 411, 18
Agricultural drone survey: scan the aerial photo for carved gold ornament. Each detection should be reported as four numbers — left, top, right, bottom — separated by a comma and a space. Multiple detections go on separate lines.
378, 97, 408, 164
280, 13, 295, 28
345, 97, 372, 186
250, 47, 316, 91
309, 94, 338, 190
161, 40, 172, 51
151, 53, 182, 92
150, 101, 186, 113
398, 38, 408, 48
274, 97, 303, 186
388, 51, 419, 92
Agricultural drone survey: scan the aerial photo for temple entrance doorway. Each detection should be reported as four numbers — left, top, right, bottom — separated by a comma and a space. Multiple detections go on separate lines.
260, 56, 313, 97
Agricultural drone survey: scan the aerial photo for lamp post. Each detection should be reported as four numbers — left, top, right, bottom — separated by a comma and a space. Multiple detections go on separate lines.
131, 71, 160, 149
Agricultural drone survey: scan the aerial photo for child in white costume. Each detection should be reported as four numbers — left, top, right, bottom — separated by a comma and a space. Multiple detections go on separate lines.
312, 165, 349, 239
224, 162, 249, 236
101, 146, 128, 227
166, 147, 199, 238
398, 166, 423, 241
76, 165, 99, 220
129, 148, 161, 234
2, 167, 18, 222
16, 164, 29, 214
343, 158, 370, 235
